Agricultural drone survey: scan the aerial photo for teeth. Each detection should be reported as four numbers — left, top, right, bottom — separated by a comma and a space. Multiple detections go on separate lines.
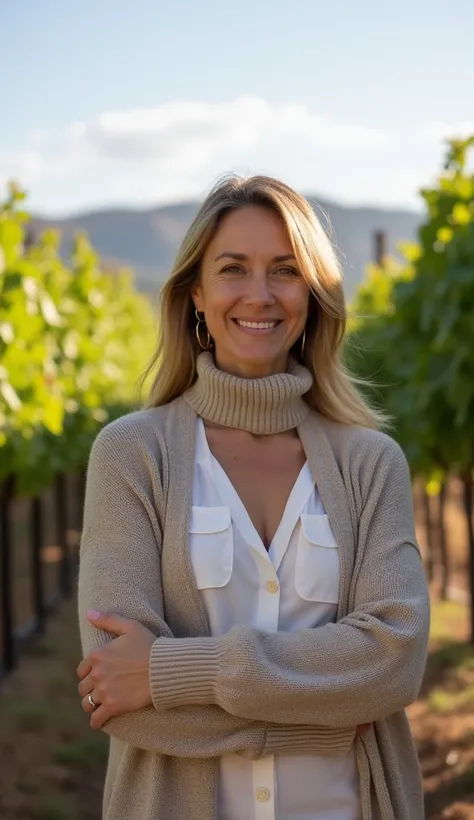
236, 320, 278, 329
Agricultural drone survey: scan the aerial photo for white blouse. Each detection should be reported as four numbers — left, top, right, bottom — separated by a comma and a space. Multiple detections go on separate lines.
190, 417, 362, 820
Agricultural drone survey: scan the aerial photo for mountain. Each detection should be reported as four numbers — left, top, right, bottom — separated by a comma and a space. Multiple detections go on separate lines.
31, 196, 422, 299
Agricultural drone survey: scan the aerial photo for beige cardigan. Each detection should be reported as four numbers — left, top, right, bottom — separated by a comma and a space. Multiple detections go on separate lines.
78, 372, 430, 820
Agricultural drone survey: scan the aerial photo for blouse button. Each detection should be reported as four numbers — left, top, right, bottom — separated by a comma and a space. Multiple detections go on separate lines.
256, 787, 271, 802
265, 580, 279, 594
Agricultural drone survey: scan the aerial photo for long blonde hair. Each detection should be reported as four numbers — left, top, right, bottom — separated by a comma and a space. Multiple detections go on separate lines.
139, 173, 387, 429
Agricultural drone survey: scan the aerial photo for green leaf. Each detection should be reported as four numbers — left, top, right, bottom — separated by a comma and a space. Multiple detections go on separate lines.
39, 292, 63, 326
42, 394, 64, 435
0, 381, 22, 411
451, 203, 472, 225
0, 322, 14, 343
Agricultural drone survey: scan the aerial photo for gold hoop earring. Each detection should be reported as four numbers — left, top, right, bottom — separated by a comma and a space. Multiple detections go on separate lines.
300, 327, 306, 357
195, 309, 213, 350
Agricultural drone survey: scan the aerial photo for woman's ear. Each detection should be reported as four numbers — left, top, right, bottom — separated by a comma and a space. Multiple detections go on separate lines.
190, 280, 204, 313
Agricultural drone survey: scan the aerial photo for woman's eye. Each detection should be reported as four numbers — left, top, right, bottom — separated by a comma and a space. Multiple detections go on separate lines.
222, 265, 245, 274
273, 266, 300, 277
220, 265, 299, 276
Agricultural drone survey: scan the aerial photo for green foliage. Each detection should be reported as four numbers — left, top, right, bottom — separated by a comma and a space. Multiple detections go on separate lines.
0, 183, 157, 495
6, 697, 52, 731
428, 684, 474, 714
348, 135, 474, 479
54, 734, 109, 766
34, 795, 76, 820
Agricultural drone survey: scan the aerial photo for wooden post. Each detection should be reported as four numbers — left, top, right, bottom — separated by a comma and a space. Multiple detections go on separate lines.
55, 474, 71, 597
462, 472, 474, 644
0, 475, 16, 677
374, 230, 387, 266
31, 496, 46, 635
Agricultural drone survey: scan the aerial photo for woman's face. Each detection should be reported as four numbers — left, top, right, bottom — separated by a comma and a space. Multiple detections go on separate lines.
192, 205, 310, 378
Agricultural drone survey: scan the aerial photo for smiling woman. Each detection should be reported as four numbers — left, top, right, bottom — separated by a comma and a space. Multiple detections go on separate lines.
191, 206, 309, 378
77, 173, 430, 820
141, 174, 384, 427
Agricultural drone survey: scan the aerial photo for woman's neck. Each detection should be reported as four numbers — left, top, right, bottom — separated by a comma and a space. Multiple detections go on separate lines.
183, 351, 313, 436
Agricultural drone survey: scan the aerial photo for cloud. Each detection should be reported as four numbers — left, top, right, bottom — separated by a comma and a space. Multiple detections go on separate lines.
0, 98, 394, 210
0, 149, 45, 189
418, 121, 474, 142
69, 96, 393, 166
1, 97, 471, 213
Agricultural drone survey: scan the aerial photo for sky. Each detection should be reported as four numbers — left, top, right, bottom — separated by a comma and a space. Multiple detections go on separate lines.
1, 0, 473, 216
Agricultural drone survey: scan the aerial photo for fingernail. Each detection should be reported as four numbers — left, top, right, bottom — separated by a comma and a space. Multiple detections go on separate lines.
87, 609, 101, 620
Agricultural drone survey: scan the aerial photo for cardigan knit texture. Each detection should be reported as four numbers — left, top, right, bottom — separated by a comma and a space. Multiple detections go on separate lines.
78, 352, 430, 820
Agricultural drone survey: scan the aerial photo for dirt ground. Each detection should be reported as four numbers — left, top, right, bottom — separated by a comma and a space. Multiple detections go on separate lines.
0, 599, 106, 820
408, 601, 474, 819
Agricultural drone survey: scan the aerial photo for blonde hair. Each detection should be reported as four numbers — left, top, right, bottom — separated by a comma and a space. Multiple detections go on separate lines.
139, 173, 387, 429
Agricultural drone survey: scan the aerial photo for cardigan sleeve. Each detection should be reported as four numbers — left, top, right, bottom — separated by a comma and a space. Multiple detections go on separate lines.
78, 422, 356, 757
149, 439, 431, 727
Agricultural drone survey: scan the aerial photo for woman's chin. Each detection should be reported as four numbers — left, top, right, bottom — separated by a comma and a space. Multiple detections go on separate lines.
216, 344, 289, 377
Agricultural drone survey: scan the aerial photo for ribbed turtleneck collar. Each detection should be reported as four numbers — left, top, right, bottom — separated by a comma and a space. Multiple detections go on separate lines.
183, 352, 313, 435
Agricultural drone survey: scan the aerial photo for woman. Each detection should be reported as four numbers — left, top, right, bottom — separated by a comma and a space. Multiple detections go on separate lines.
77, 174, 430, 820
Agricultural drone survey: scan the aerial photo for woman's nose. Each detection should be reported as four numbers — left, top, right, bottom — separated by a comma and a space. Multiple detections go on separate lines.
243, 274, 276, 305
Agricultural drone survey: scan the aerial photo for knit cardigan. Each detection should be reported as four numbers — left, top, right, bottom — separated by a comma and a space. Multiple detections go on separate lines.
78, 355, 430, 820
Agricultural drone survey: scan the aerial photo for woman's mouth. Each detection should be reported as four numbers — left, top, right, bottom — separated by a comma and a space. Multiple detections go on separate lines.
233, 319, 281, 331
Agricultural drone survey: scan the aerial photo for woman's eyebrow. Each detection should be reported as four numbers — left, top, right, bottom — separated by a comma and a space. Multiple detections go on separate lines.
214, 252, 297, 263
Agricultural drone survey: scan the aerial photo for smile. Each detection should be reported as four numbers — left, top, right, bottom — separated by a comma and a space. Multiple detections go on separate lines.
233, 319, 281, 330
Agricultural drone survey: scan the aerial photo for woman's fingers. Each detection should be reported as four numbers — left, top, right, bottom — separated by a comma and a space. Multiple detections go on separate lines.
81, 693, 109, 728
81, 691, 100, 714
78, 673, 94, 698
89, 704, 108, 729
76, 656, 93, 680
76, 618, 155, 724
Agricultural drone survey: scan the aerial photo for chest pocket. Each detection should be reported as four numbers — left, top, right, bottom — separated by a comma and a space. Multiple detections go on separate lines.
188, 506, 233, 590
295, 514, 340, 603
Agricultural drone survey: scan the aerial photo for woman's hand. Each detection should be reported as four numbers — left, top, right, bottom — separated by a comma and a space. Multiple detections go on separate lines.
77, 611, 156, 729
77, 610, 373, 737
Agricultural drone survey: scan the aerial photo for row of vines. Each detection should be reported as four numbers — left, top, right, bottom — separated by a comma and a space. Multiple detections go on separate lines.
346, 136, 474, 639
0, 184, 156, 496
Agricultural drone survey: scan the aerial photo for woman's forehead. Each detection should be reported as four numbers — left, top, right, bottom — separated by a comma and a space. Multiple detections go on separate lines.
204, 206, 294, 259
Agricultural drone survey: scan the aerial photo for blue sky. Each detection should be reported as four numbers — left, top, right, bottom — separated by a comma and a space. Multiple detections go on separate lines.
1, 0, 473, 215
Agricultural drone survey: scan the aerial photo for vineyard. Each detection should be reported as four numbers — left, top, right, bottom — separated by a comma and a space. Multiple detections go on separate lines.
347, 135, 474, 639
0, 184, 157, 682
0, 183, 157, 495
0, 137, 473, 819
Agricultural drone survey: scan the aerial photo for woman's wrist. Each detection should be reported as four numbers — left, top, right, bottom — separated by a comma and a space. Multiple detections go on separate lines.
149, 636, 220, 710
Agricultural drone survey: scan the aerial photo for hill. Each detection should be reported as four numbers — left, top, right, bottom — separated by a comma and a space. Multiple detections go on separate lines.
31, 196, 422, 299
